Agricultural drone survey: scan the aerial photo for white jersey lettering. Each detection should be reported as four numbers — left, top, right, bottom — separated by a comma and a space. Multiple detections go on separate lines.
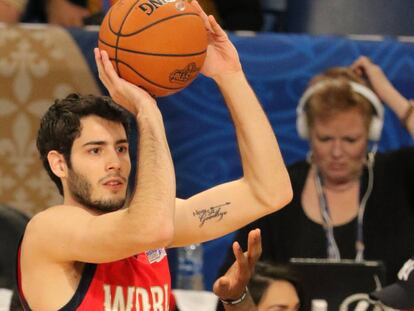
164, 284, 169, 310
104, 285, 127, 311
103, 284, 168, 310
135, 287, 151, 311
150, 286, 163, 311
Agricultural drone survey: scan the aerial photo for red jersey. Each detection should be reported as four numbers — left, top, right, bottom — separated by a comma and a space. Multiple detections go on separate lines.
17, 248, 173, 310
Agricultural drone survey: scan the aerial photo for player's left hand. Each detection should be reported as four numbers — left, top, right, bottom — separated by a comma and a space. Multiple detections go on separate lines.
213, 229, 261, 301
190, 0, 242, 79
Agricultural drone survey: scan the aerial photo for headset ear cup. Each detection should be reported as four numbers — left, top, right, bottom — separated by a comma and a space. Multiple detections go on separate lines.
297, 113, 309, 139
369, 116, 383, 141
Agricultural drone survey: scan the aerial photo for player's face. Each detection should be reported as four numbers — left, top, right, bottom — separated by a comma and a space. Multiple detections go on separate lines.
67, 115, 131, 212
258, 280, 300, 311
309, 109, 368, 186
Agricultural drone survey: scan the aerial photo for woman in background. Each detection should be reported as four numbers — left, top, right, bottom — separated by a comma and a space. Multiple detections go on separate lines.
219, 56, 414, 286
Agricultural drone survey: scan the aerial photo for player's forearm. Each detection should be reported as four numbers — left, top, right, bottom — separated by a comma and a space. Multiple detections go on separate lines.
127, 106, 176, 247
214, 71, 292, 210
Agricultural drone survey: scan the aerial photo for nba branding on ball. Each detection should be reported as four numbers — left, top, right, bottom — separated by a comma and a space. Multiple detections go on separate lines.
98, 0, 208, 97
139, 0, 183, 16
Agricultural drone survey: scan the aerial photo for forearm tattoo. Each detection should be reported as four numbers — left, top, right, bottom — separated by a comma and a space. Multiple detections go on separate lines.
193, 202, 230, 227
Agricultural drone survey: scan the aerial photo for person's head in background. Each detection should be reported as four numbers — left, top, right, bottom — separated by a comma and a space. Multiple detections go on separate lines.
0, 0, 26, 23
249, 262, 305, 311
298, 67, 383, 187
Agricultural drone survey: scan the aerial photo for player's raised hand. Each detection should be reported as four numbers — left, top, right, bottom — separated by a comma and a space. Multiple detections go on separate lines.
191, 0, 241, 79
94, 48, 156, 116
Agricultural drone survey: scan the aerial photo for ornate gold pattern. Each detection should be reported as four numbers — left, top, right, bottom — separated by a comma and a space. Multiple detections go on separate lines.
0, 24, 101, 215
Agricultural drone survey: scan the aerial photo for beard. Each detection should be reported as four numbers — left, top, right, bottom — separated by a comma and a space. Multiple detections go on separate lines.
67, 169, 126, 213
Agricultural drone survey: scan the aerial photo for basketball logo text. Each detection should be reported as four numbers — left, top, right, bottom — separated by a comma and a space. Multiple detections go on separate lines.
139, 0, 176, 16
169, 63, 199, 84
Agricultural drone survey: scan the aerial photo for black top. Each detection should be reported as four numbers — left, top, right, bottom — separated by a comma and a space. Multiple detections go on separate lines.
219, 147, 414, 285
0, 205, 28, 290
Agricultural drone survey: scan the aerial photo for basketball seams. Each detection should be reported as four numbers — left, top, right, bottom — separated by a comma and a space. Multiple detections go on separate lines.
115, 13, 203, 37
114, 58, 183, 90
99, 38, 206, 57
98, 1, 207, 97
113, 0, 142, 75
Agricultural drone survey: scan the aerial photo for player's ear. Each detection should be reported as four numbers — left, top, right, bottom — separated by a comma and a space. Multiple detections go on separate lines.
47, 151, 68, 178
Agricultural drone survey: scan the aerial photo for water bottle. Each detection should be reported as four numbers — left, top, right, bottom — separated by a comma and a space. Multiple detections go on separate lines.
176, 243, 204, 290
311, 299, 328, 311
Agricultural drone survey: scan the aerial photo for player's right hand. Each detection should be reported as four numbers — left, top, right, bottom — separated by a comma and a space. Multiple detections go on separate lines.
94, 48, 156, 116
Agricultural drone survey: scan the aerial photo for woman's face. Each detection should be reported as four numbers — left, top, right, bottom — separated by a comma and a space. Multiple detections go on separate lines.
258, 280, 300, 311
309, 109, 369, 185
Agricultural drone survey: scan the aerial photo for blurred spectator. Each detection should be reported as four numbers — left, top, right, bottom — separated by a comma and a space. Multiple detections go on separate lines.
47, 0, 91, 27
21, 0, 110, 26
214, 230, 305, 311
0, 205, 28, 310
214, 0, 263, 31
198, 0, 220, 20
0, 0, 27, 23
21, 0, 220, 28
248, 262, 304, 311
20, 0, 45, 23
18, 0, 257, 29
0, 205, 28, 290
261, 0, 286, 31
216, 261, 305, 311
219, 56, 414, 287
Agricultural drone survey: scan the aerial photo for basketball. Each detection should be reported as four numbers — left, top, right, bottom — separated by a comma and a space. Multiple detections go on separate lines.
98, 0, 208, 97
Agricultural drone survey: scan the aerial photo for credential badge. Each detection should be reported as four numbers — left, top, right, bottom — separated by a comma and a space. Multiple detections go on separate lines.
145, 248, 167, 264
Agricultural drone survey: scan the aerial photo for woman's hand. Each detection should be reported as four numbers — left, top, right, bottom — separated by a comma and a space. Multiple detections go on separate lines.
352, 56, 414, 135
351, 56, 396, 103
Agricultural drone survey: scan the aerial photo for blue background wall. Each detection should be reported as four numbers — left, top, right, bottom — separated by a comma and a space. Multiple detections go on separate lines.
70, 30, 414, 289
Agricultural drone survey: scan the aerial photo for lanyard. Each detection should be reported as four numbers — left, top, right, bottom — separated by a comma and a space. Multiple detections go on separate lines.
314, 152, 375, 261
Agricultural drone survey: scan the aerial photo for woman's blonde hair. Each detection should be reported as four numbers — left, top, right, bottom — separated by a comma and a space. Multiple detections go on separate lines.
305, 67, 374, 131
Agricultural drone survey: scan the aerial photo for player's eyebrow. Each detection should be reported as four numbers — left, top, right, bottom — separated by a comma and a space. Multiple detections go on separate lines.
82, 139, 128, 147
82, 140, 107, 147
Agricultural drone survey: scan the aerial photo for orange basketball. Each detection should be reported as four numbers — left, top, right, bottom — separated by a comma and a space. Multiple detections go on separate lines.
98, 0, 208, 97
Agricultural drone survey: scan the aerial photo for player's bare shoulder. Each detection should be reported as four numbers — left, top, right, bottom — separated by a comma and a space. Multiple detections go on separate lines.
22, 204, 97, 259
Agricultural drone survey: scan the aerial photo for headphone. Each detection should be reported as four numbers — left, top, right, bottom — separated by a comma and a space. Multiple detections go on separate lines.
296, 80, 384, 141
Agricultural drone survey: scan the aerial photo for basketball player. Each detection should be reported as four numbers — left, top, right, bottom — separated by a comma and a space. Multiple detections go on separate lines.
16, 1, 292, 310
